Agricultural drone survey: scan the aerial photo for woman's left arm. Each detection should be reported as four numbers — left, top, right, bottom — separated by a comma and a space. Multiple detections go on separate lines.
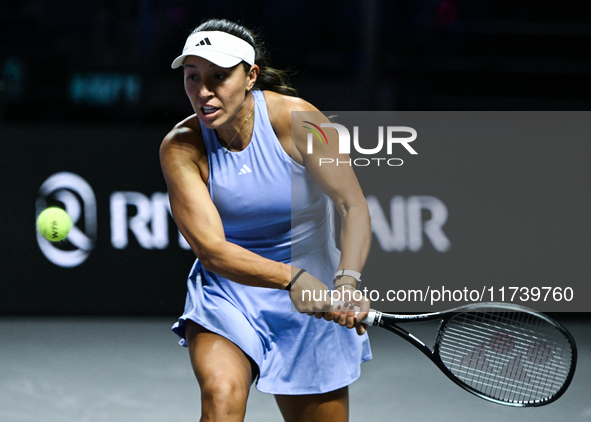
267, 91, 371, 335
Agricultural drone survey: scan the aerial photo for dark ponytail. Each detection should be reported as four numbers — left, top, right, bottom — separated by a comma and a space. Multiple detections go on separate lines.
191, 19, 297, 97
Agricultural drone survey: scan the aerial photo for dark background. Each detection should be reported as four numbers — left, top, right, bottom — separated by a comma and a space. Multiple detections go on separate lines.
1, 0, 590, 315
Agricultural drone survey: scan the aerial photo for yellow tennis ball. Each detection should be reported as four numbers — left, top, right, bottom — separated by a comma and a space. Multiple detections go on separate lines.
36, 207, 72, 242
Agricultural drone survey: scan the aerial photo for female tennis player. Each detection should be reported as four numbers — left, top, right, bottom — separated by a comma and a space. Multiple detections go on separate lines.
160, 18, 372, 422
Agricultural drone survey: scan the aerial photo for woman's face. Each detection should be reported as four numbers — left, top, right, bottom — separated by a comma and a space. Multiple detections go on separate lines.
183, 55, 256, 129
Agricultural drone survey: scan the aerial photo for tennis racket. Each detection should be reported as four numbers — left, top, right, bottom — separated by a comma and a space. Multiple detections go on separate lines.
335, 301, 577, 406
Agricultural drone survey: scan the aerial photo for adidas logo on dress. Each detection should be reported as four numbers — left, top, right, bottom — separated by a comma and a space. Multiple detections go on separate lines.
238, 164, 252, 175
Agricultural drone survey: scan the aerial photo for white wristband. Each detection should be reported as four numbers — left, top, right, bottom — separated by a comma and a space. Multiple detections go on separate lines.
334, 269, 362, 287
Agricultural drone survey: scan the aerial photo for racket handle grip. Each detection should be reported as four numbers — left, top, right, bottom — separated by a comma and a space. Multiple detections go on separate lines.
332, 300, 379, 326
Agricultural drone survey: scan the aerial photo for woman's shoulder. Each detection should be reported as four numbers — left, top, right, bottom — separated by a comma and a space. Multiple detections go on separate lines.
161, 114, 204, 149
262, 91, 319, 135
164, 114, 202, 141
160, 114, 207, 163
263, 90, 317, 114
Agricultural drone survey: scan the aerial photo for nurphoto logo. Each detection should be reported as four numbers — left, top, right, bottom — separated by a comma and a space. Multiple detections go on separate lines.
303, 122, 417, 167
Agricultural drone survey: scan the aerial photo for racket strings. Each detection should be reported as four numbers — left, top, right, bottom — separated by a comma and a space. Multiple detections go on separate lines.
444, 313, 571, 402
457, 313, 569, 403
437, 310, 573, 404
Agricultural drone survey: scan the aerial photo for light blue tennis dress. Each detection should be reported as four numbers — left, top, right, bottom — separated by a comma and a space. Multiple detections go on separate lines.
172, 90, 371, 395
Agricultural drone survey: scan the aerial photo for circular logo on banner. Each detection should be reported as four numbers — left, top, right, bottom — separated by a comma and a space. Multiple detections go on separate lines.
36, 172, 97, 268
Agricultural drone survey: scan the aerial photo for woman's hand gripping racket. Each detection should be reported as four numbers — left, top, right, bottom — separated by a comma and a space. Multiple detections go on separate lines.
335, 301, 577, 407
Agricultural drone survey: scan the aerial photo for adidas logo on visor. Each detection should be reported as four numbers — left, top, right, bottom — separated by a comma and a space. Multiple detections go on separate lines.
171, 31, 256, 69
195, 37, 211, 46
238, 164, 252, 175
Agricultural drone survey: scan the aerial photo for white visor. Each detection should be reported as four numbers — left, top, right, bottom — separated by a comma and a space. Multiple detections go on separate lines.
171, 31, 255, 69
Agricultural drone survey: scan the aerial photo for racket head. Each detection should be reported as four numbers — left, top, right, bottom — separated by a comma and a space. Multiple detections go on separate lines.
432, 303, 577, 406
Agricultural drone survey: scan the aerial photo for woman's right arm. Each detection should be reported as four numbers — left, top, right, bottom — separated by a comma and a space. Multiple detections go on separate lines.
160, 122, 292, 290
160, 121, 338, 320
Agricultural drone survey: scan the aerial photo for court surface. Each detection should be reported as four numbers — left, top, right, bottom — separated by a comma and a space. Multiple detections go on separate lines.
0, 316, 588, 421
